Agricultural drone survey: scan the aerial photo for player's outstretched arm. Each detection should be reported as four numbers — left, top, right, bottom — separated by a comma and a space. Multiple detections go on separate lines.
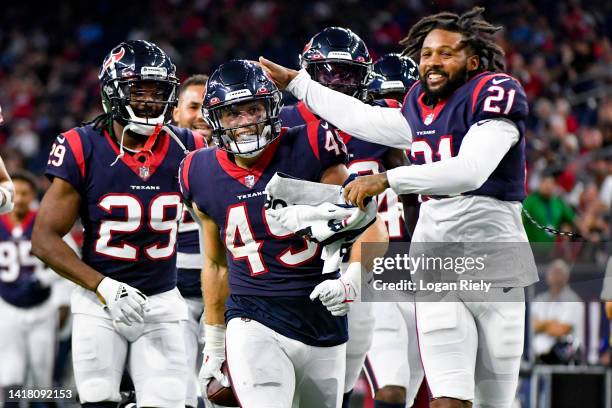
32, 178, 103, 290
193, 203, 230, 387
259, 57, 412, 150
344, 119, 520, 209
195, 203, 229, 326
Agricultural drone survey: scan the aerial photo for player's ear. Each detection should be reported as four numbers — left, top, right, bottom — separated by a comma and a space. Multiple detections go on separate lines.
467, 54, 480, 73
172, 105, 180, 123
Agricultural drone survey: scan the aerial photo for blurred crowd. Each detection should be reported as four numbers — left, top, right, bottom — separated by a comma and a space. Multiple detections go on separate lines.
0, 0, 610, 244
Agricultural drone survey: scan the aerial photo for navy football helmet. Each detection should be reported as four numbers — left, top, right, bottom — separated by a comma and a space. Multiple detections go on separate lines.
204, 60, 282, 158
99, 40, 179, 135
300, 27, 371, 100
367, 54, 418, 102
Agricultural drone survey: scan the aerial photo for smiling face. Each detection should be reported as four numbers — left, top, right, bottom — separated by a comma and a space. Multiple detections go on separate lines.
173, 84, 212, 143
419, 29, 480, 100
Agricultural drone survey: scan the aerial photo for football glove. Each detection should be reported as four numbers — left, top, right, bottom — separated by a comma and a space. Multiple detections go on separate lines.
199, 325, 230, 388
310, 262, 363, 316
0, 181, 14, 214
96, 277, 150, 325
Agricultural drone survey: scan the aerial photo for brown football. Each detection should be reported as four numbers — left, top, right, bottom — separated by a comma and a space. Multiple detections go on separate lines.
206, 362, 239, 407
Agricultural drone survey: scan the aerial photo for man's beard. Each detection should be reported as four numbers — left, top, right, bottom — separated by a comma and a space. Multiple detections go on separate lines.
420, 64, 469, 103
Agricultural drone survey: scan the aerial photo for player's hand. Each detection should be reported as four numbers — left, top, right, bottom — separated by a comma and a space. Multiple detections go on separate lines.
258, 57, 299, 90
199, 325, 230, 388
343, 173, 390, 211
96, 277, 150, 325
310, 262, 363, 316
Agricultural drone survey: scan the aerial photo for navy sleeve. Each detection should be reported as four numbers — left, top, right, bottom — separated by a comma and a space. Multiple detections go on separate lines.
470, 74, 528, 125
308, 120, 348, 171
44, 129, 86, 191
178, 151, 196, 204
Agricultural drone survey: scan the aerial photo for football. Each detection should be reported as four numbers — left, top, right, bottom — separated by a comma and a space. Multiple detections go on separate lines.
206, 362, 238, 407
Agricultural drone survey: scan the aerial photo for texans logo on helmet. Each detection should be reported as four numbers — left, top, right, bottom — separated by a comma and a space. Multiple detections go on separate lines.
102, 47, 126, 73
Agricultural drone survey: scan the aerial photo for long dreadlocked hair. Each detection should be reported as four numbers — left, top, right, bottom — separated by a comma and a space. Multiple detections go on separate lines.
400, 7, 506, 75
82, 112, 113, 131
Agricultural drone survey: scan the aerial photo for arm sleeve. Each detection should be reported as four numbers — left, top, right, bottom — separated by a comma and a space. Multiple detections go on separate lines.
287, 69, 413, 150
386, 119, 519, 195
313, 121, 349, 170
178, 152, 196, 204
45, 131, 86, 191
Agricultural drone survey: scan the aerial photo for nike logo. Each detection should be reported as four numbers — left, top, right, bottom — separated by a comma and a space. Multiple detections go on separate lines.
476, 120, 493, 126
491, 78, 510, 85
320, 122, 329, 129
57, 136, 66, 143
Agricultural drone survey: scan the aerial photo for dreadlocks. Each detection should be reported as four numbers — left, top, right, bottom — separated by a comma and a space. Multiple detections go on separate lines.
400, 7, 505, 74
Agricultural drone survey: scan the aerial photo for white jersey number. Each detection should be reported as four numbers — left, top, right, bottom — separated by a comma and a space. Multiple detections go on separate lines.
95, 193, 182, 261
224, 203, 319, 275
410, 135, 452, 164
347, 160, 405, 239
0, 241, 45, 283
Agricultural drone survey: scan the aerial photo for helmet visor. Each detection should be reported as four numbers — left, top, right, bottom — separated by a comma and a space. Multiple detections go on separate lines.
119, 80, 176, 119
310, 62, 369, 96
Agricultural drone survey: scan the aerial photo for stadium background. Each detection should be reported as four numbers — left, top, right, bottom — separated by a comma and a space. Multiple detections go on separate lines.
0, 0, 610, 407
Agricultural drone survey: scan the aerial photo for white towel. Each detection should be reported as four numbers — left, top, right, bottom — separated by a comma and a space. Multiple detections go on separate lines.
264, 172, 377, 273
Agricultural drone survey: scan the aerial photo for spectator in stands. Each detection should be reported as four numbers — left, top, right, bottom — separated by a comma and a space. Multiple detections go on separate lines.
532, 259, 585, 364
523, 170, 576, 243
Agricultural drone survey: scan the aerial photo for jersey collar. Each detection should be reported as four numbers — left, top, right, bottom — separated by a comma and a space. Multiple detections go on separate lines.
215, 129, 285, 188
103, 127, 170, 181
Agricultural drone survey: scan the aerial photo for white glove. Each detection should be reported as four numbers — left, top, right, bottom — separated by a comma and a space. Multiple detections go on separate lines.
309, 262, 363, 316
96, 277, 150, 325
0, 181, 14, 214
199, 324, 230, 388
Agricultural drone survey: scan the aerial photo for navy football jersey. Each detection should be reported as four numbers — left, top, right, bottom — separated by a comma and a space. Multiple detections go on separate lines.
280, 100, 411, 241
45, 124, 204, 296
180, 122, 349, 346
0, 210, 51, 307
402, 72, 528, 201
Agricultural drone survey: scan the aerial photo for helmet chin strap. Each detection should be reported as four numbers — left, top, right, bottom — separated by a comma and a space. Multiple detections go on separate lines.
110, 123, 162, 166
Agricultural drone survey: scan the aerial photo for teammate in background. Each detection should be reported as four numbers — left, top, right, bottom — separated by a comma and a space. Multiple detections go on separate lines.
179, 60, 387, 407
367, 53, 419, 103
363, 54, 428, 408
279, 29, 422, 408
32, 40, 205, 408
173, 74, 213, 144
173, 73, 211, 408
0, 104, 15, 215
0, 171, 74, 406
261, 6, 538, 408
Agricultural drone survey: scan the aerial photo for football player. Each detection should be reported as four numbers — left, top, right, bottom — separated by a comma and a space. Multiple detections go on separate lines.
279, 28, 423, 408
179, 59, 387, 408
172, 73, 211, 408
32, 40, 206, 408
261, 6, 538, 408
174, 74, 212, 144
362, 54, 429, 408
0, 170, 74, 402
